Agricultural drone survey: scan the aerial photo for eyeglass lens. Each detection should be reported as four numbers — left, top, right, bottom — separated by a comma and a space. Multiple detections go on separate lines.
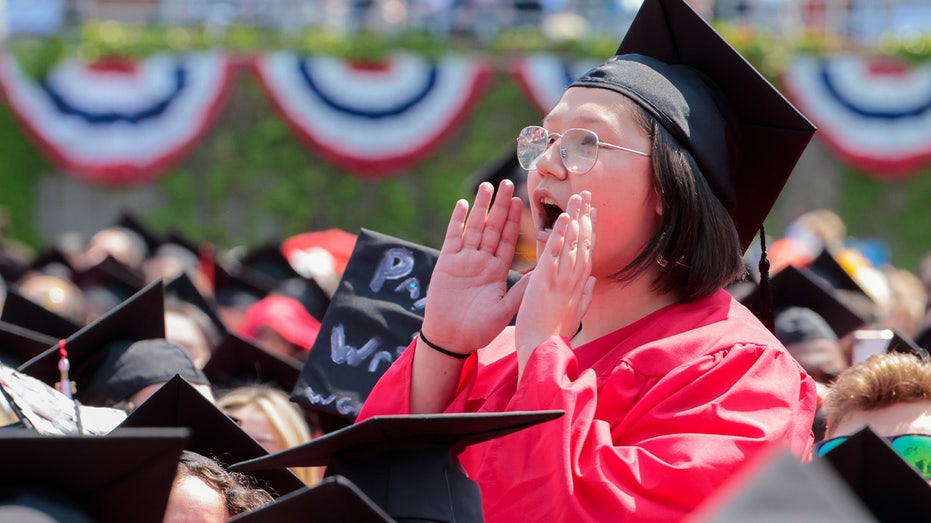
516, 126, 600, 174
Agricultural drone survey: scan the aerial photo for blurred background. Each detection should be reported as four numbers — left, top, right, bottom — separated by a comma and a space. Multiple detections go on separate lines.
0, 0, 928, 271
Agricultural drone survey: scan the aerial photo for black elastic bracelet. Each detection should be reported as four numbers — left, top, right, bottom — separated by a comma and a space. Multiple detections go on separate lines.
418, 330, 470, 359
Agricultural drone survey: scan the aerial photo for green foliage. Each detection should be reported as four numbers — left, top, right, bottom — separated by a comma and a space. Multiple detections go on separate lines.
0, 102, 46, 246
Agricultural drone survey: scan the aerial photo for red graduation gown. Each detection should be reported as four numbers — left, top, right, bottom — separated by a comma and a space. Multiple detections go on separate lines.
358, 289, 817, 522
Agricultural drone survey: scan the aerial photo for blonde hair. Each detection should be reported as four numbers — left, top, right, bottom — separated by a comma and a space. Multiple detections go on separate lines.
217, 384, 323, 485
823, 352, 931, 434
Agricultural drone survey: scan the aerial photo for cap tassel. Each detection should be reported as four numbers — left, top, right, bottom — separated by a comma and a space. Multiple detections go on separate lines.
57, 339, 73, 400
757, 226, 775, 333
199, 242, 215, 288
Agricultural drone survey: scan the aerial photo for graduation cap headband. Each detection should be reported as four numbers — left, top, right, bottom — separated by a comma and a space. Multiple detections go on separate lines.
570, 0, 816, 251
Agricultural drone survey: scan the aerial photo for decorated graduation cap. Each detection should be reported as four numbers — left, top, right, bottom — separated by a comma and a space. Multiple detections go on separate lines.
233, 410, 563, 522
203, 331, 302, 393
290, 228, 523, 426
818, 427, 931, 520
228, 476, 393, 523
118, 374, 306, 498
16, 280, 174, 405
694, 444, 875, 522
0, 426, 189, 523
0, 321, 56, 367
741, 265, 866, 344
570, 0, 815, 252
0, 288, 82, 339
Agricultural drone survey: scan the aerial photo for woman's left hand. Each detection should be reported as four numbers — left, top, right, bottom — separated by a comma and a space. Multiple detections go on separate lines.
514, 191, 596, 376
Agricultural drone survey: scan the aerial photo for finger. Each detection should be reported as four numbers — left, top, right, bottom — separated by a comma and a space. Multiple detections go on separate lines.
479, 180, 515, 253
462, 182, 494, 249
440, 199, 470, 254
573, 192, 594, 282
557, 194, 583, 278
500, 270, 532, 318
493, 197, 524, 262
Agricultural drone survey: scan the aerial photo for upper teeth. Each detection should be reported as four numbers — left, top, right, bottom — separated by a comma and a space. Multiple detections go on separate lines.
541, 197, 559, 207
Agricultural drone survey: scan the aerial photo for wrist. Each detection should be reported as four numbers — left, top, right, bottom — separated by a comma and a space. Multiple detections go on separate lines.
418, 330, 470, 359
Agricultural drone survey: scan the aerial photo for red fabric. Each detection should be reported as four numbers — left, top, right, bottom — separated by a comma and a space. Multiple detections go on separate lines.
281, 228, 358, 275
358, 289, 817, 522
237, 295, 321, 352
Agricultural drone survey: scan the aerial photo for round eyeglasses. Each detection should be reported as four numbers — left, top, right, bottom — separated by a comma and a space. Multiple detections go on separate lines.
516, 125, 651, 175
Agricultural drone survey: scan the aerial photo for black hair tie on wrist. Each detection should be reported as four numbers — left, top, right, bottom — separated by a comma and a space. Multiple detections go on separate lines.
418, 330, 470, 359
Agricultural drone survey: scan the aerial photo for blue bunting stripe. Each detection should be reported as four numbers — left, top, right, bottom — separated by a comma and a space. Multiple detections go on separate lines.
251, 52, 491, 178
510, 54, 599, 114
782, 54, 931, 179
0, 52, 234, 185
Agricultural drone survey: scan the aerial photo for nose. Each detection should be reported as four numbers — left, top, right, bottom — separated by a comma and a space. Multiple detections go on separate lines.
532, 140, 568, 180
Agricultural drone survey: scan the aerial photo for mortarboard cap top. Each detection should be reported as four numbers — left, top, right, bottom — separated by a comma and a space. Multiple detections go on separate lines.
232, 410, 562, 523
0, 288, 83, 339
0, 426, 190, 523
570, 0, 815, 251
202, 332, 302, 393
118, 375, 306, 499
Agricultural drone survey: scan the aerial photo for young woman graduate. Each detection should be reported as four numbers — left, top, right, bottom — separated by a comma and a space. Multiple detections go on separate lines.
358, 0, 819, 520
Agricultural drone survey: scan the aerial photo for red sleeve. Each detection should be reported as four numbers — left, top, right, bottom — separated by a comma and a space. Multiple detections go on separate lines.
463, 336, 816, 522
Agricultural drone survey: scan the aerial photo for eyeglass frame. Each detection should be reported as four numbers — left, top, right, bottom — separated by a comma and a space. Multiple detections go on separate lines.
516, 125, 651, 175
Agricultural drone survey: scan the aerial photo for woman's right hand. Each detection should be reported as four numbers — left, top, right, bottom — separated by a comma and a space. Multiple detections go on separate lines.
419, 180, 530, 356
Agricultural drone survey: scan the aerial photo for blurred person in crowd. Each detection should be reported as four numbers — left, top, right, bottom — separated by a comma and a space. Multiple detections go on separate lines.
784, 209, 847, 255
14, 271, 87, 325
165, 297, 222, 370
217, 384, 323, 486
881, 265, 928, 340
79, 226, 150, 274
820, 351, 931, 480
145, 243, 213, 299
237, 295, 320, 362
164, 450, 273, 522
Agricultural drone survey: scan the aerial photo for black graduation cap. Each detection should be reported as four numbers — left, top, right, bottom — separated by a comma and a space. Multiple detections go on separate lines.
806, 248, 872, 298
241, 244, 301, 284
17, 280, 166, 402
114, 210, 161, 259
203, 332, 302, 393
213, 257, 273, 310
0, 251, 27, 284
25, 247, 75, 280
819, 427, 931, 520
290, 229, 524, 426
227, 476, 394, 523
917, 324, 931, 352
0, 426, 189, 523
165, 272, 227, 337
0, 321, 56, 368
117, 375, 306, 498
232, 410, 563, 522
239, 245, 331, 321
0, 288, 82, 339
741, 265, 866, 342
695, 444, 875, 522
463, 147, 527, 201
570, 0, 815, 252
74, 255, 147, 317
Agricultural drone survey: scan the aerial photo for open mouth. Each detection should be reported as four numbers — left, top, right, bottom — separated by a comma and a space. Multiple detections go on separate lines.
539, 198, 564, 232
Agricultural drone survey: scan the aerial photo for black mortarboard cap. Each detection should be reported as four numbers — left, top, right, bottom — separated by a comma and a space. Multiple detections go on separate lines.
464, 148, 527, 200
806, 248, 872, 298
0, 288, 82, 339
114, 210, 161, 258
239, 245, 331, 321
0, 426, 189, 523
695, 444, 875, 522
290, 228, 523, 425
0, 251, 27, 284
233, 410, 563, 522
26, 247, 75, 280
741, 265, 866, 342
0, 321, 56, 368
165, 272, 227, 336
203, 332, 302, 393
213, 258, 272, 309
819, 427, 931, 520
570, 0, 815, 251
17, 280, 165, 399
916, 324, 931, 352
118, 374, 305, 498
74, 255, 146, 316
228, 476, 394, 523
883, 329, 929, 359
241, 244, 301, 284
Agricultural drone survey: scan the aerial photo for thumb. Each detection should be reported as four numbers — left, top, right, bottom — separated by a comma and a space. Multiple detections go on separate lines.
500, 270, 533, 318
578, 276, 596, 317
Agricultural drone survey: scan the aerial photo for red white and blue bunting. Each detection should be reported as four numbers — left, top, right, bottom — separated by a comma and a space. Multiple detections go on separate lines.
251, 51, 491, 177
510, 53, 598, 114
782, 54, 931, 179
0, 51, 234, 185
